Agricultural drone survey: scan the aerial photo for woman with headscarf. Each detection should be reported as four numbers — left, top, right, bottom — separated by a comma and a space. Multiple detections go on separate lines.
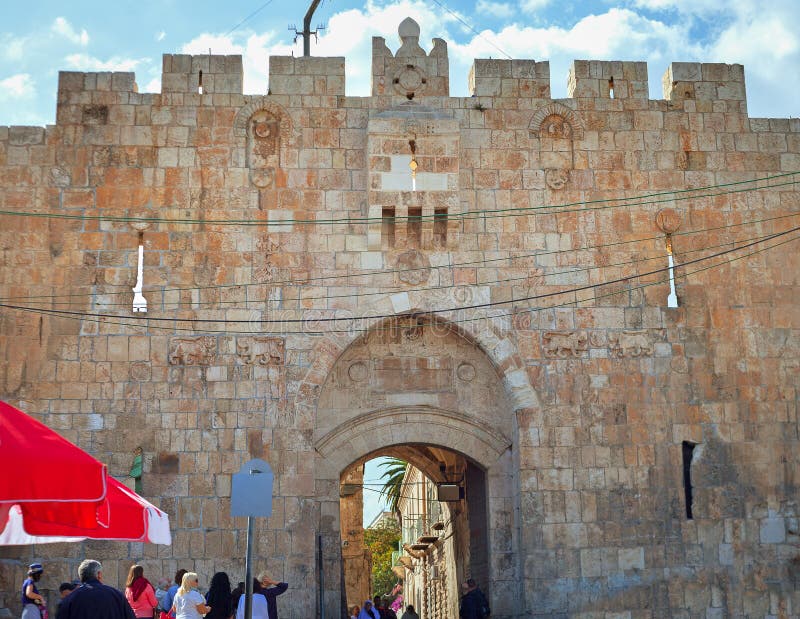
357, 599, 380, 619
21, 563, 45, 619
204, 572, 232, 619
124, 564, 158, 619
174, 572, 211, 619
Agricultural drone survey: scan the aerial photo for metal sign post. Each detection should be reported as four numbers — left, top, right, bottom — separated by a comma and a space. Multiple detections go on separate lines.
231, 459, 274, 619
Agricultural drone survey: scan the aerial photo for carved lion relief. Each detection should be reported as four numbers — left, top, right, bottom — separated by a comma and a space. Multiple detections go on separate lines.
608, 331, 654, 357
168, 337, 216, 365
542, 331, 588, 358
236, 337, 285, 366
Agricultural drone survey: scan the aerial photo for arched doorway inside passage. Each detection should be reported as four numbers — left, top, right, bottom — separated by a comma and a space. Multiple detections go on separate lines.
303, 313, 537, 618
340, 444, 492, 619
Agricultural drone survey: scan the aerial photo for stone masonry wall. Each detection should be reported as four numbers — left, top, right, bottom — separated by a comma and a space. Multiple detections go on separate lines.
0, 17, 798, 619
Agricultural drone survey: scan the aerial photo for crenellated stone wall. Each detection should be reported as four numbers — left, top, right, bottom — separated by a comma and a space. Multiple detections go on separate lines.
1, 16, 799, 619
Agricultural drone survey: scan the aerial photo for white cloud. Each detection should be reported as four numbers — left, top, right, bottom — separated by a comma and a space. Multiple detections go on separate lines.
520, 0, 551, 12
0, 73, 35, 100
476, 0, 515, 19
52, 17, 89, 46
1, 34, 28, 61
156, 31, 166, 42
64, 54, 147, 72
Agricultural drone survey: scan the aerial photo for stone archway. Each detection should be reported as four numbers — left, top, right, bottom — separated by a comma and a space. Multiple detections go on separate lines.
303, 314, 538, 618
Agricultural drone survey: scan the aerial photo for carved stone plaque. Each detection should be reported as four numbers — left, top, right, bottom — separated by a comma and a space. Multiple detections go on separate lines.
236, 337, 285, 366
168, 337, 216, 365
396, 249, 431, 285
542, 331, 588, 358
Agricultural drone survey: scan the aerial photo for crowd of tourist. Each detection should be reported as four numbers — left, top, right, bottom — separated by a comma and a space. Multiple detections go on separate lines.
20, 561, 288, 619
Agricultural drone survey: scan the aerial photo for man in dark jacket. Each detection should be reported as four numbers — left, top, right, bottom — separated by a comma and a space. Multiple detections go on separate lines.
57, 559, 135, 619
459, 579, 490, 619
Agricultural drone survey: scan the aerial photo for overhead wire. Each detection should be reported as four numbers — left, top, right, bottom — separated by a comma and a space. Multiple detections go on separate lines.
1, 208, 797, 305
0, 172, 795, 227
1, 226, 796, 334
428, 0, 513, 60
12, 224, 795, 310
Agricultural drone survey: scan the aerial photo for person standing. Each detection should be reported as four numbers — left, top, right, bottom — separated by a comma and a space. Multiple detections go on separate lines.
234, 579, 267, 619
400, 605, 419, 619
258, 572, 288, 619
459, 579, 490, 619
357, 600, 379, 619
56, 559, 135, 619
161, 569, 188, 617
204, 572, 232, 619
21, 563, 45, 619
124, 565, 158, 619
172, 573, 211, 619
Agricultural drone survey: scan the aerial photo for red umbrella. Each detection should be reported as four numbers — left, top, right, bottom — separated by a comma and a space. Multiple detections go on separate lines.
0, 401, 171, 545
0, 400, 107, 502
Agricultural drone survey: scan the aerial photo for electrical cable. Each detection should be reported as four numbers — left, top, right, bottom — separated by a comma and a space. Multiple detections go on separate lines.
429, 0, 513, 60
0, 171, 795, 227
223, 0, 277, 38
14, 226, 793, 310
2, 210, 797, 304
1, 227, 796, 334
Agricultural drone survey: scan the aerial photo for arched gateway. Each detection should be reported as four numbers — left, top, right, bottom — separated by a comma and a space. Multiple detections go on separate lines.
298, 314, 538, 618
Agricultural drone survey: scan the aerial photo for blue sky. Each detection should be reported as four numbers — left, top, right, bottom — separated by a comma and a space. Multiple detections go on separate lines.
1, 0, 798, 125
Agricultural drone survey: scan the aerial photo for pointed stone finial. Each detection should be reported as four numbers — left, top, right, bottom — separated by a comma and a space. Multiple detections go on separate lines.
398, 17, 420, 41
397, 17, 425, 57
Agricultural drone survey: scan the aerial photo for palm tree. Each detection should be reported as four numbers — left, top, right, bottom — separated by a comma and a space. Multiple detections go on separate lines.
378, 457, 407, 513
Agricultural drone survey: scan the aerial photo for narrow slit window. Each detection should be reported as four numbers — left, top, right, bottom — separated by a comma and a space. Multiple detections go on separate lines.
433, 208, 448, 248
382, 207, 395, 249
408, 207, 422, 248
198, 70, 204, 94
608, 76, 615, 99
682, 441, 696, 519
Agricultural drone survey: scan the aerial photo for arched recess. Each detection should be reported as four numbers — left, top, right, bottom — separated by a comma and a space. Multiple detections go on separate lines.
304, 314, 538, 619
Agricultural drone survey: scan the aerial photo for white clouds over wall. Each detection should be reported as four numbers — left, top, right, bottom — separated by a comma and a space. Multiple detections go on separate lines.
51, 17, 89, 46
0, 74, 35, 100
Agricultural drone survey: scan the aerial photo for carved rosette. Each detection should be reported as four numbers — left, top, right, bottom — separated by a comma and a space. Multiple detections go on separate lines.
396, 249, 431, 285
168, 337, 216, 365
394, 64, 428, 97
542, 331, 589, 358
655, 208, 683, 235
608, 331, 654, 357
236, 336, 285, 366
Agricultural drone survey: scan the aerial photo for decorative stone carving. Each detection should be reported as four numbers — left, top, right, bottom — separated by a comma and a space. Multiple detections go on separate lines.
608, 331, 653, 357
247, 109, 280, 188
168, 337, 216, 365
394, 65, 428, 97
130, 362, 151, 382
396, 249, 431, 285
655, 208, 683, 234
512, 310, 532, 331
236, 336, 285, 365
529, 103, 584, 140
545, 169, 570, 190
348, 361, 369, 383
540, 114, 573, 139
542, 331, 589, 358
456, 362, 476, 382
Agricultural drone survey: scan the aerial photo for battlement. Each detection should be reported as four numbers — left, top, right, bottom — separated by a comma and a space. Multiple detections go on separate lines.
663, 62, 745, 102
58, 71, 137, 94
161, 54, 242, 94
568, 60, 649, 99
268, 56, 345, 96
469, 59, 550, 98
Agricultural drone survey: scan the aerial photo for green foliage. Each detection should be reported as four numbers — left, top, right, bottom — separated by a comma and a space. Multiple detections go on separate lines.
364, 521, 401, 597
378, 458, 407, 512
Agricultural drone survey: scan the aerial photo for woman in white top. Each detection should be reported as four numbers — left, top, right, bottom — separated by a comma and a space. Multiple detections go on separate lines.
173, 572, 211, 619
235, 579, 268, 619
